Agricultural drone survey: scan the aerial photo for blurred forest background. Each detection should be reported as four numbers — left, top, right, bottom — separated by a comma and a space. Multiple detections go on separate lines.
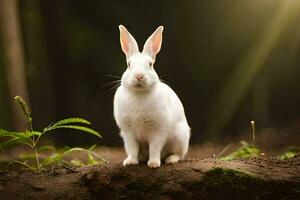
0, 0, 299, 146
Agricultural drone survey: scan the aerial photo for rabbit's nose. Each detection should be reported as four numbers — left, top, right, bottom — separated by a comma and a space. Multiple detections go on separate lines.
135, 74, 144, 81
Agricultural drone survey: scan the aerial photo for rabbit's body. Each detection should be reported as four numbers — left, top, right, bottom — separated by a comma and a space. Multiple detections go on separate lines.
114, 81, 190, 161
114, 25, 190, 168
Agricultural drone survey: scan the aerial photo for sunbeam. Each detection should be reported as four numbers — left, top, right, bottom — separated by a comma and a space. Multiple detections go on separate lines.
208, 0, 300, 136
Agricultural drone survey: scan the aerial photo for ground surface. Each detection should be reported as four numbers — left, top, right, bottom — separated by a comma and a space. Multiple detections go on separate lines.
0, 153, 299, 200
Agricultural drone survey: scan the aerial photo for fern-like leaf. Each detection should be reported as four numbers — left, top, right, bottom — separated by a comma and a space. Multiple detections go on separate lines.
0, 138, 20, 150
0, 137, 32, 150
23, 131, 42, 138
44, 125, 101, 138
0, 129, 25, 138
0, 129, 41, 139
45, 118, 92, 131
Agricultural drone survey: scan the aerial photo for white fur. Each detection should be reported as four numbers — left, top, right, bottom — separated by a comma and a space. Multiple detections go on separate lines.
114, 25, 190, 168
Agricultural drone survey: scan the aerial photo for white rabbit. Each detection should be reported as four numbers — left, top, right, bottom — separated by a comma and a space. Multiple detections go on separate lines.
114, 25, 190, 168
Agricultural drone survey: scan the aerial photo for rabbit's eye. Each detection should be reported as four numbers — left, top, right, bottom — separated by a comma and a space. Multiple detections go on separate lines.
149, 62, 153, 68
127, 62, 131, 68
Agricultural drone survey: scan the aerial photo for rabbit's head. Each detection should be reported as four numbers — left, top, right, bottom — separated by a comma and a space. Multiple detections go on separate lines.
119, 25, 163, 92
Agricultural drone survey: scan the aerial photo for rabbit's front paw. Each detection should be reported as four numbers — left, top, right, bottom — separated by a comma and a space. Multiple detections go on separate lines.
147, 159, 161, 168
123, 157, 139, 166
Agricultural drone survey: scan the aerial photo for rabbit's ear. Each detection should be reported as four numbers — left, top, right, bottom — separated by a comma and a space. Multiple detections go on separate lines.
142, 26, 164, 60
119, 25, 139, 58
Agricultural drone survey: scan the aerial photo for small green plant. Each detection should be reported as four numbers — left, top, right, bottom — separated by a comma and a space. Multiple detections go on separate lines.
219, 120, 260, 161
0, 96, 103, 172
219, 140, 260, 161
277, 146, 299, 160
38, 144, 105, 167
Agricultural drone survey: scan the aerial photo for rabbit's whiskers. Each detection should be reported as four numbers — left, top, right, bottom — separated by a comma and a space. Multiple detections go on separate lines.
100, 79, 121, 95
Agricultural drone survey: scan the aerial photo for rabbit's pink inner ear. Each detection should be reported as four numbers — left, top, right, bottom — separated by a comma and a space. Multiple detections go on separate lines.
119, 25, 139, 57
120, 32, 130, 54
151, 27, 163, 54
143, 26, 164, 58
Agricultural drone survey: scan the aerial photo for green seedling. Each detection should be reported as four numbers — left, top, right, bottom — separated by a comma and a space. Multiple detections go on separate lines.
220, 140, 260, 161
0, 96, 103, 172
38, 145, 105, 167
219, 120, 260, 161
277, 146, 299, 160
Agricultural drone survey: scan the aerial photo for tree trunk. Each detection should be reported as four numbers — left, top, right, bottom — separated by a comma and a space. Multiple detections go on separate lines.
0, 0, 29, 130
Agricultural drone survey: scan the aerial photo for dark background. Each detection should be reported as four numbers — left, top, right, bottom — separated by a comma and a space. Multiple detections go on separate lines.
1, 0, 300, 146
